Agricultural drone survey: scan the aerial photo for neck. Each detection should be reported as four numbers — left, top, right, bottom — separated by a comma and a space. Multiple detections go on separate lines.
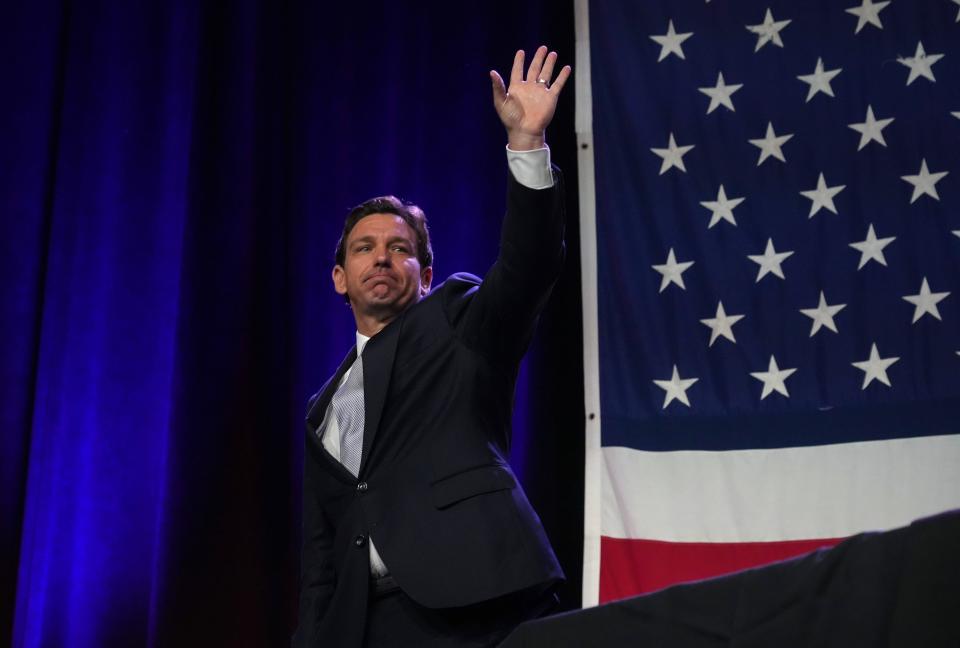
353, 312, 396, 337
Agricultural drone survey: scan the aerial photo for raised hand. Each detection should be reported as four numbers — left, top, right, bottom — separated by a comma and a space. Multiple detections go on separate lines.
490, 46, 572, 151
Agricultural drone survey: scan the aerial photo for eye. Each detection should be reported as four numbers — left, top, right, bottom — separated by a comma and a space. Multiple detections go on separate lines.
391, 244, 410, 253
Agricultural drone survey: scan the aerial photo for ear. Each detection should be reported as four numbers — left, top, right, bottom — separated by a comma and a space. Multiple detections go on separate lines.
332, 265, 347, 296
419, 266, 433, 297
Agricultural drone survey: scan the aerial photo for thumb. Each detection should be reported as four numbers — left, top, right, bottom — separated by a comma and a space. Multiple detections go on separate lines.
490, 70, 507, 108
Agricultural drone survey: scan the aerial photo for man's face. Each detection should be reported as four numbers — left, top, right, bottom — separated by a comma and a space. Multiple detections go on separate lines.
332, 213, 432, 323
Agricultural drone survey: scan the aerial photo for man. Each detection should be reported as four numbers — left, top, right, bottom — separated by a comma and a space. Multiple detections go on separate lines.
293, 46, 572, 648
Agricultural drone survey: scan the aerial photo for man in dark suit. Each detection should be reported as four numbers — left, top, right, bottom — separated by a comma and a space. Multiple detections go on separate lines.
293, 46, 572, 648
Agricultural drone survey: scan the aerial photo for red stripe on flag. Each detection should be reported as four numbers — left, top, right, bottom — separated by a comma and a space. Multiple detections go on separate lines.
599, 535, 843, 603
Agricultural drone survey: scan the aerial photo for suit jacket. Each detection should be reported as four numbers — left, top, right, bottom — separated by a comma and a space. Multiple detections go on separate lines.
293, 169, 566, 648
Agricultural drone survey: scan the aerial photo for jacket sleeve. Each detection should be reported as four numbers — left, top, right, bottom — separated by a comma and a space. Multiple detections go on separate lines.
291, 438, 336, 647
452, 166, 566, 367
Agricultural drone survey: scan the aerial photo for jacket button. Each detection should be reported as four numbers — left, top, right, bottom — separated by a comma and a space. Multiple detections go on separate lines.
357, 481, 368, 493
354, 534, 366, 547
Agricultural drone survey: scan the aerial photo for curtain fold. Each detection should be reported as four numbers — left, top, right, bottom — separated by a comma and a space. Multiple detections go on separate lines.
1, 0, 75, 642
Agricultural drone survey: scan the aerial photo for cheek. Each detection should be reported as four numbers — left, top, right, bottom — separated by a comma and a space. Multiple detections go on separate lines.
346, 261, 366, 282
405, 265, 424, 287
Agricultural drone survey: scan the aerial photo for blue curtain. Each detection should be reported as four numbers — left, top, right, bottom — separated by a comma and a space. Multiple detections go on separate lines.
1, 1, 582, 645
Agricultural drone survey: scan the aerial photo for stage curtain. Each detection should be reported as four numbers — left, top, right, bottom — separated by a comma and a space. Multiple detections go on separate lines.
0, 2, 583, 645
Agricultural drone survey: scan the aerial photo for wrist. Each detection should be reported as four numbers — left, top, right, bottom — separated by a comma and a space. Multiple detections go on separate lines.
506, 130, 546, 151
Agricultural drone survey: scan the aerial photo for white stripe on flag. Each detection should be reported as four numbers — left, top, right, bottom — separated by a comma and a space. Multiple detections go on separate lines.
602, 435, 960, 542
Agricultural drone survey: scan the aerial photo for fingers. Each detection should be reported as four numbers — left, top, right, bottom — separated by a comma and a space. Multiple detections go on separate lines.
502, 46, 572, 94
509, 49, 524, 87
490, 70, 507, 107
525, 45, 548, 82
549, 64, 573, 95
538, 51, 558, 85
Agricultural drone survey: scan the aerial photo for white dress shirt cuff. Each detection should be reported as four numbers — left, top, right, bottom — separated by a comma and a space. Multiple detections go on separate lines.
506, 145, 553, 190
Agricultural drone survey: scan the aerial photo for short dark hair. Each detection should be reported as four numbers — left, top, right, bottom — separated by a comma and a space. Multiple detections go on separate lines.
335, 195, 433, 269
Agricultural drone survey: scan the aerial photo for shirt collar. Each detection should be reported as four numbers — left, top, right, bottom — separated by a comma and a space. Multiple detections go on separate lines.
355, 331, 370, 356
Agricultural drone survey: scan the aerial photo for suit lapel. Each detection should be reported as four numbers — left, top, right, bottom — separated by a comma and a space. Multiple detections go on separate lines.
305, 347, 358, 481
358, 315, 401, 475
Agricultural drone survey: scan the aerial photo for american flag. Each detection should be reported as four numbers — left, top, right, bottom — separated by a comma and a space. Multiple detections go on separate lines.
576, 0, 960, 605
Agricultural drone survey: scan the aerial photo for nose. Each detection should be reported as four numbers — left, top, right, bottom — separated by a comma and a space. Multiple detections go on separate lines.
374, 246, 391, 266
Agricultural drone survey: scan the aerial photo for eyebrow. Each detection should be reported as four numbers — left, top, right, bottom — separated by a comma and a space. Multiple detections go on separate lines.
349, 235, 414, 247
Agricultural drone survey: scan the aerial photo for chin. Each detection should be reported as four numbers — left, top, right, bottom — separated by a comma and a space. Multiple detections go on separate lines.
358, 295, 407, 313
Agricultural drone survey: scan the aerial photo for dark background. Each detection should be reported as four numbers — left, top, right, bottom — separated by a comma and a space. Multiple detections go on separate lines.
1, 1, 584, 646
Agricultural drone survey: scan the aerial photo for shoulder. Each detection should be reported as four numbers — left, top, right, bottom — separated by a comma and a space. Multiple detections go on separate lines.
431, 272, 482, 305
407, 272, 482, 325
430, 272, 481, 294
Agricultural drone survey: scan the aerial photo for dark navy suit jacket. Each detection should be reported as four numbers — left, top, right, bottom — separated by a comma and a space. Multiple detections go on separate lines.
293, 169, 566, 648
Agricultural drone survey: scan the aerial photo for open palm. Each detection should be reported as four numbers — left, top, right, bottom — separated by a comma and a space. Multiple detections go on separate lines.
491, 46, 572, 150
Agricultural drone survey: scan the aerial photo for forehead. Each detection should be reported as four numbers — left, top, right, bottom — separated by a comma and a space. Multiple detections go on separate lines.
348, 212, 416, 243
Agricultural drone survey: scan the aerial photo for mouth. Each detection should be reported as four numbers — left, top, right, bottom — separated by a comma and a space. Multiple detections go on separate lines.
363, 272, 399, 294
364, 272, 395, 285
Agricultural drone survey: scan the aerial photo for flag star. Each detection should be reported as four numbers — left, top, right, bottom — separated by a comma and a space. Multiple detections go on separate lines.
897, 42, 944, 85
652, 248, 695, 292
748, 122, 793, 166
849, 224, 896, 269
902, 277, 950, 323
750, 355, 797, 400
952, 111, 960, 120
852, 343, 899, 389
900, 159, 948, 203
748, 238, 794, 282
952, 0, 960, 22
799, 291, 847, 336
650, 20, 694, 62
797, 57, 842, 102
800, 173, 846, 217
848, 105, 894, 150
954, 230, 960, 239
700, 301, 745, 346
844, 0, 890, 33
653, 365, 699, 409
699, 185, 745, 228
698, 72, 743, 114
650, 133, 695, 175
746, 9, 792, 52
